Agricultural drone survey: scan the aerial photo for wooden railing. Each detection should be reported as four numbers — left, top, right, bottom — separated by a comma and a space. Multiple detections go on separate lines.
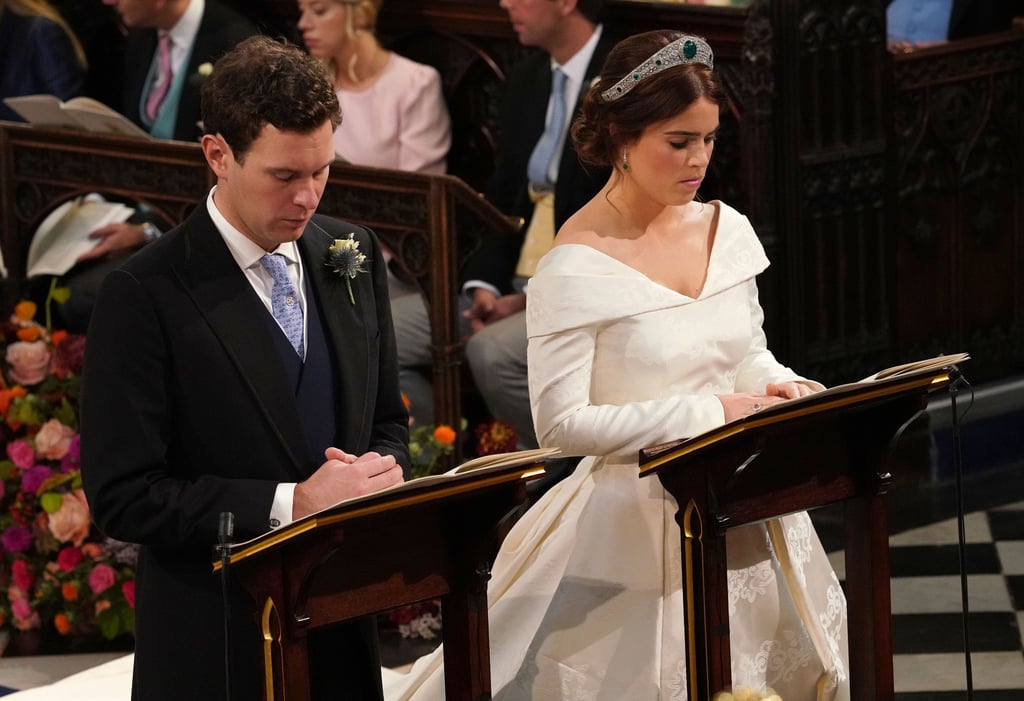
0, 123, 517, 444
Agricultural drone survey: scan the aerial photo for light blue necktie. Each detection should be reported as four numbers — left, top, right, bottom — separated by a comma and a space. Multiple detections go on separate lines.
527, 68, 567, 189
260, 253, 304, 357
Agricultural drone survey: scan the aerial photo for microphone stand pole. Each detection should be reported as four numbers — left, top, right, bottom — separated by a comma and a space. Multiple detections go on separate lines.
218, 512, 235, 701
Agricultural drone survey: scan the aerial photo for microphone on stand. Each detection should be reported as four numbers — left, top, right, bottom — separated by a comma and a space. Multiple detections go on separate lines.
218, 511, 235, 701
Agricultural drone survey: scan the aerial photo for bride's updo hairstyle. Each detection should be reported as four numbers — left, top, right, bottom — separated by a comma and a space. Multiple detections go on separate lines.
573, 29, 723, 171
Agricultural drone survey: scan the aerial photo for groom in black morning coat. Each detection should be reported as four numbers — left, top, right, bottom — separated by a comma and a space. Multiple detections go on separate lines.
81, 36, 408, 701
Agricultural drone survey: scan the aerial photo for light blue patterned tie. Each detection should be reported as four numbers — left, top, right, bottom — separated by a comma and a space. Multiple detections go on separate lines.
260, 253, 304, 357
527, 67, 567, 189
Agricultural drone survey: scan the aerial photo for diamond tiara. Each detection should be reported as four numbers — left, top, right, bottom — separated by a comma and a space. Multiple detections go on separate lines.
599, 35, 714, 103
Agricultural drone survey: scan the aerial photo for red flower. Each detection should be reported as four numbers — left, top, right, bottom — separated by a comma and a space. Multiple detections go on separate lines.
121, 580, 135, 608
57, 546, 83, 572
475, 419, 518, 456
12, 559, 34, 590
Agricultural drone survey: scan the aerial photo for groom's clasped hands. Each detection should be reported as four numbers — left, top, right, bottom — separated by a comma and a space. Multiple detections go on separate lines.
292, 446, 404, 519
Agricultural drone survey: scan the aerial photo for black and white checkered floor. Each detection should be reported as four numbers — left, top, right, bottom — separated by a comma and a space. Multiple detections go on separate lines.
819, 493, 1024, 699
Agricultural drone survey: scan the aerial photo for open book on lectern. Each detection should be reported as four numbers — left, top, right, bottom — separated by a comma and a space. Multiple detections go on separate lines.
222, 447, 559, 555
638, 352, 969, 470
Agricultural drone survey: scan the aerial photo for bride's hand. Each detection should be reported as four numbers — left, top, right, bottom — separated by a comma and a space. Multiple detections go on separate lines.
765, 381, 818, 399
715, 392, 783, 422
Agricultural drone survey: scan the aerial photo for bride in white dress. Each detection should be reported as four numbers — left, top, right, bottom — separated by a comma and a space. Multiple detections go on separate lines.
386, 30, 849, 701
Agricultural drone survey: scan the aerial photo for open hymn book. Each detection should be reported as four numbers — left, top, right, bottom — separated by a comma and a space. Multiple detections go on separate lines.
27, 196, 135, 277
2, 95, 151, 139
315, 446, 559, 513
639, 352, 969, 466
224, 447, 560, 553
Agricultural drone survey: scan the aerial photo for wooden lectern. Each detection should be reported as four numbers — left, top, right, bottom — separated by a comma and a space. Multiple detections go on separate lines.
214, 457, 547, 701
637, 360, 965, 701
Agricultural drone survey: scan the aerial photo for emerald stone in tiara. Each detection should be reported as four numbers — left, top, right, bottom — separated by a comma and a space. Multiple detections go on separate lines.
599, 35, 714, 103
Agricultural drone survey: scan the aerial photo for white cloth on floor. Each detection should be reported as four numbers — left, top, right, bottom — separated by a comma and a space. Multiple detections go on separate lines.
2, 653, 133, 699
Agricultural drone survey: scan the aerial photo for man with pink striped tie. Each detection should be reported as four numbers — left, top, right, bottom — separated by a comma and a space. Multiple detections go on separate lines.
63, 0, 259, 329
102, 0, 256, 142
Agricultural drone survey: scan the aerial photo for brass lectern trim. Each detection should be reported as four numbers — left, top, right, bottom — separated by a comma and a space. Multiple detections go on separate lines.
682, 498, 704, 701
261, 596, 281, 701
216, 467, 545, 569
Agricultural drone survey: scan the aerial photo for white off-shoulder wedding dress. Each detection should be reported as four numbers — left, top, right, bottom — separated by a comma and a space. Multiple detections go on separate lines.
384, 201, 849, 700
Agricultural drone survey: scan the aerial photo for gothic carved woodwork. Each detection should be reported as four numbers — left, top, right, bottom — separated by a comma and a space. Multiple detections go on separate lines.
891, 33, 1024, 381
2, 0, 1021, 395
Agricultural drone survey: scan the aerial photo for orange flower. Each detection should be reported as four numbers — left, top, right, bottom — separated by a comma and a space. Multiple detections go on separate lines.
433, 425, 456, 446
401, 393, 412, 411
16, 326, 40, 342
13, 301, 36, 322
54, 613, 71, 635
61, 582, 78, 601
50, 329, 68, 346
80, 543, 103, 559
0, 385, 26, 414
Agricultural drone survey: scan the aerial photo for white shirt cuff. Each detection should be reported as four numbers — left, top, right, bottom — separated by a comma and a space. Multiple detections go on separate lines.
462, 280, 500, 298
269, 483, 296, 530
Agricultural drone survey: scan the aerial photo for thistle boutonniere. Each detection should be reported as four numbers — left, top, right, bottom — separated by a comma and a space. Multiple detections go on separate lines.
326, 233, 368, 305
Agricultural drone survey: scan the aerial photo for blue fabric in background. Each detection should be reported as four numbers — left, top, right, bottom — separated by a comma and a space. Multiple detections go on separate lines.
886, 0, 954, 43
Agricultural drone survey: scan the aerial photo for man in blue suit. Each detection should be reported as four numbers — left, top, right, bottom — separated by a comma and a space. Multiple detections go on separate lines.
82, 36, 408, 701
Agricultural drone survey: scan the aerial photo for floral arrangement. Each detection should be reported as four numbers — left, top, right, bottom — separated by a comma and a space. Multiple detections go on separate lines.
389, 599, 442, 641
0, 298, 136, 649
408, 422, 458, 479
387, 403, 520, 642
325, 233, 368, 305
474, 418, 518, 455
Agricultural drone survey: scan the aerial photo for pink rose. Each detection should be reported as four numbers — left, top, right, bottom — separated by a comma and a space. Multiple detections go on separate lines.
6, 439, 35, 469
88, 563, 116, 594
121, 580, 135, 608
34, 419, 76, 460
11, 596, 31, 621
47, 488, 91, 546
5, 340, 52, 386
8, 586, 40, 630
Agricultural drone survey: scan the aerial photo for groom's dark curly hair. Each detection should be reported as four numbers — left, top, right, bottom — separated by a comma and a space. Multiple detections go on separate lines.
201, 35, 342, 162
